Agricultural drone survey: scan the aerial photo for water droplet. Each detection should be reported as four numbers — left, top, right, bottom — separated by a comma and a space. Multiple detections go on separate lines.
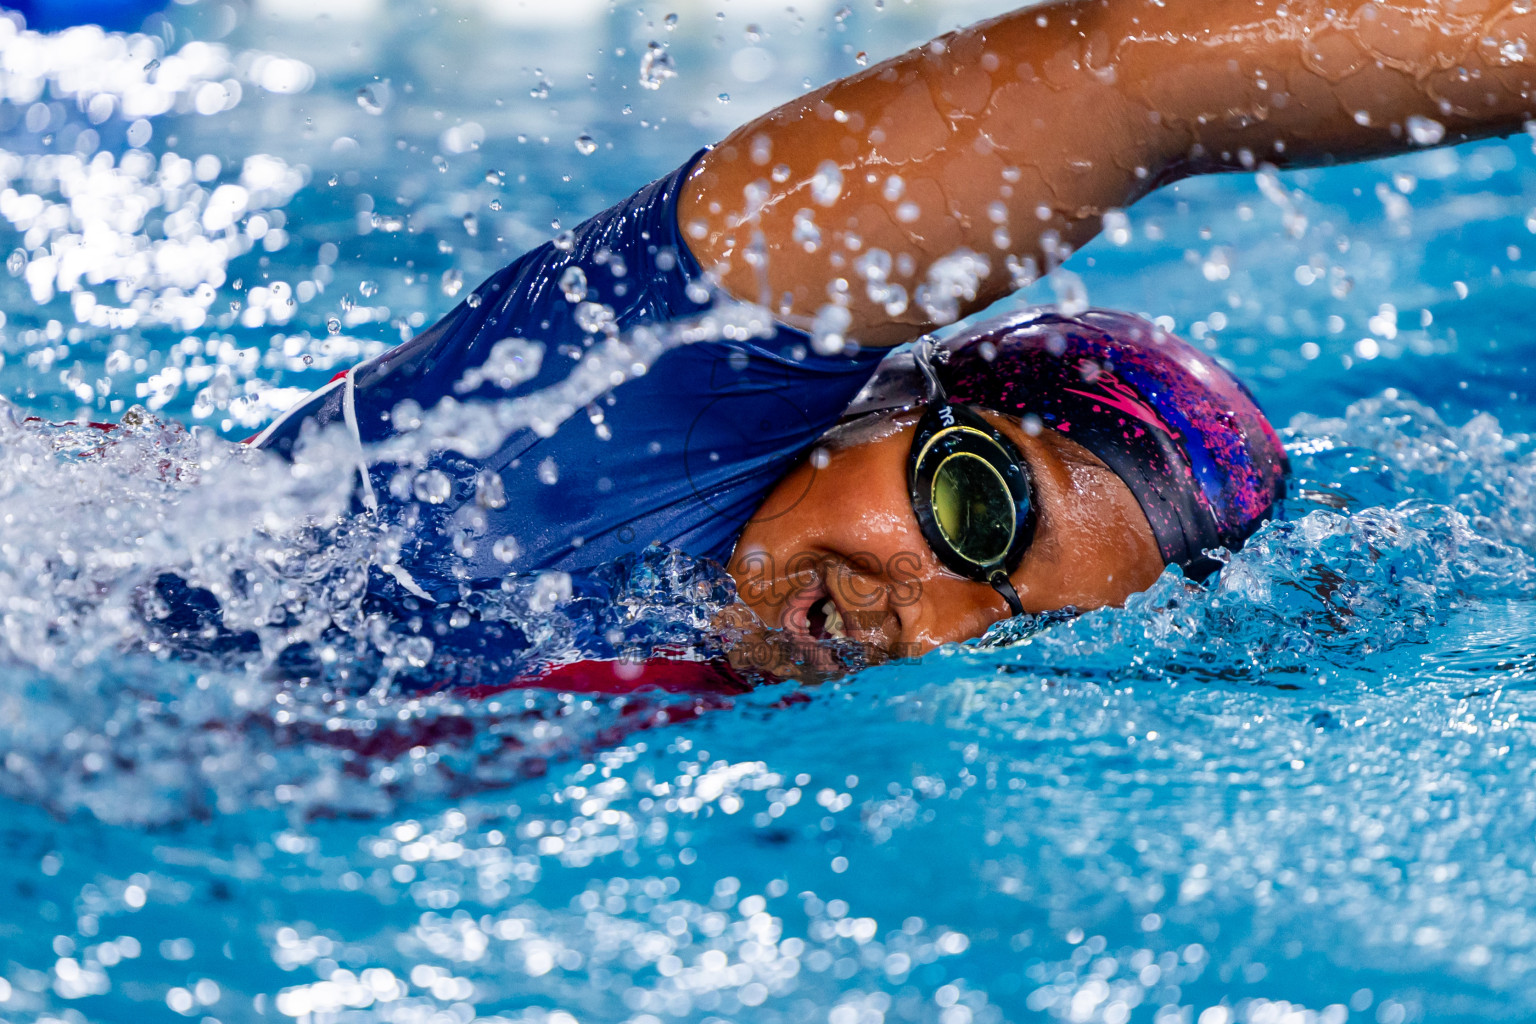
143, 59, 160, 72
855, 51, 868, 66
476, 471, 508, 510
664, 12, 678, 29
811, 160, 843, 206
640, 41, 678, 90
559, 266, 588, 303
745, 24, 762, 42
466, 292, 482, 309
1050, 268, 1089, 315
492, 536, 521, 563
327, 174, 338, 186
553, 229, 575, 252
413, 469, 452, 504
537, 457, 560, 485
432, 155, 449, 173
489, 199, 502, 211
441, 269, 463, 296
1406, 114, 1446, 146
1102, 208, 1132, 246
356, 81, 391, 115
575, 301, 615, 334
717, 92, 731, 104
462, 212, 479, 236
811, 303, 852, 355
485, 169, 504, 185
6, 249, 25, 276
400, 635, 434, 668
574, 133, 597, 155
359, 280, 378, 298
529, 77, 552, 100
326, 316, 341, 334
834, 5, 852, 21
1502, 37, 1529, 63
792, 209, 822, 250
341, 294, 354, 312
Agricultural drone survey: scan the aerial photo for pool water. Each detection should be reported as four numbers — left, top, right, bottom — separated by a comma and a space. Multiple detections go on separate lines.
3, 2, 1536, 1023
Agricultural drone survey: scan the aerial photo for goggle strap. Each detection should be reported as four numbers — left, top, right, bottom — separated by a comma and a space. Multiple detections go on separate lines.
989, 571, 1025, 618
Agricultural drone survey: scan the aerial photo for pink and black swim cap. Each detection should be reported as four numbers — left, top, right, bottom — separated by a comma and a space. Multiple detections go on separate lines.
939, 309, 1289, 577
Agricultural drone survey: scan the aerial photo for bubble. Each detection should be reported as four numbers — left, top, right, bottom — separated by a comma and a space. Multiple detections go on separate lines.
574, 134, 597, 156
326, 316, 341, 335
412, 470, 452, 504
1406, 115, 1446, 146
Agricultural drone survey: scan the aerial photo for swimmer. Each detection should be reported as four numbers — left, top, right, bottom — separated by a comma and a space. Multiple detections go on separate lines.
240, 0, 1535, 678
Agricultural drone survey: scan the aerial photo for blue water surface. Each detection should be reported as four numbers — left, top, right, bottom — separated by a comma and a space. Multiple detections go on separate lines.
3, 3, 1536, 1024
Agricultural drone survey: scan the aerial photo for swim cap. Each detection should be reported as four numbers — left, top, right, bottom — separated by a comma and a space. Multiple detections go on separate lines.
939, 309, 1288, 577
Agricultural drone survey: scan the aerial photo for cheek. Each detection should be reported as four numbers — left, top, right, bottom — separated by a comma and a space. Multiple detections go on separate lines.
1044, 465, 1163, 599
905, 575, 1002, 648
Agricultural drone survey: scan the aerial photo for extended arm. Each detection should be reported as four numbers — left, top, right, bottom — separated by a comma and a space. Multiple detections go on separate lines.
679, 0, 1536, 348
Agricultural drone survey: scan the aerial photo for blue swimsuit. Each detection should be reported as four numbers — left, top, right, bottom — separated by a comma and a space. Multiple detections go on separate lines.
253, 153, 884, 597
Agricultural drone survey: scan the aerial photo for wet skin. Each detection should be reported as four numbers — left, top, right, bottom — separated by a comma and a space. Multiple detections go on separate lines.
683, 0, 1536, 657
682, 0, 1536, 346
723, 408, 1164, 675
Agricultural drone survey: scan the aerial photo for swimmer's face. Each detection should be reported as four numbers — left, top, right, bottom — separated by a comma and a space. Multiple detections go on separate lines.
723, 408, 1165, 677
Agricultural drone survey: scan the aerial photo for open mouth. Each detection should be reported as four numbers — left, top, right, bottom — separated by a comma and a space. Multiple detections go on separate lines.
805, 595, 848, 641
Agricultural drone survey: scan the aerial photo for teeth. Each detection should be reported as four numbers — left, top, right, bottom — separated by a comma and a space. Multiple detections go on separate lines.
819, 598, 847, 640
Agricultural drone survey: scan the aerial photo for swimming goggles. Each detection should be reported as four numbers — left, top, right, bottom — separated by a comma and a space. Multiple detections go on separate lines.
905, 345, 1035, 617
